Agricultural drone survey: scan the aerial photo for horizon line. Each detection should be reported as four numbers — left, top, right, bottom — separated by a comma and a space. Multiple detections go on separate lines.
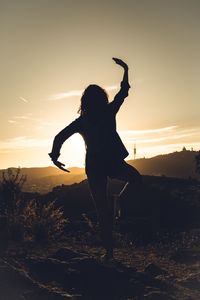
0, 148, 197, 170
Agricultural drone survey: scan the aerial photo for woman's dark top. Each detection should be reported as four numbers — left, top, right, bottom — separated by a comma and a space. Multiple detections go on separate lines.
50, 81, 130, 173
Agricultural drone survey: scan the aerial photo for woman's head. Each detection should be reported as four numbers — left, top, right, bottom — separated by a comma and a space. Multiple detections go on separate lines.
78, 85, 109, 116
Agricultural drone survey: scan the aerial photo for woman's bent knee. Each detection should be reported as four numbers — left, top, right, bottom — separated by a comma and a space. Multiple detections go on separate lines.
128, 167, 142, 185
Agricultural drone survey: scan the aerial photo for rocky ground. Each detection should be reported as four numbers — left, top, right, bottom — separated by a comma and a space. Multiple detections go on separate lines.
1, 228, 200, 300
1, 173, 200, 299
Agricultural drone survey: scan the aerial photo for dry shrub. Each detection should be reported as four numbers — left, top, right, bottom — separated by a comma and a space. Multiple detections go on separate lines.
22, 200, 68, 242
0, 168, 67, 242
0, 167, 26, 215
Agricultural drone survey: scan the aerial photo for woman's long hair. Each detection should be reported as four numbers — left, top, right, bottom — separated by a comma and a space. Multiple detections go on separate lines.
78, 84, 109, 117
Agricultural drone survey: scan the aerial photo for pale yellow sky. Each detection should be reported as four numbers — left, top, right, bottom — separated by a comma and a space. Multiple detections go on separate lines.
1, 0, 200, 168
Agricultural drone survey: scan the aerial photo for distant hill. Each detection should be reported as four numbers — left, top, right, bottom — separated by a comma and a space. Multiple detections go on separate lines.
0, 150, 198, 193
0, 166, 86, 194
129, 150, 198, 179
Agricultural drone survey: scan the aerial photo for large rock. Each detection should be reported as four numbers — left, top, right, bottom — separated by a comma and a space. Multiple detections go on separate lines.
0, 258, 70, 300
20, 247, 177, 299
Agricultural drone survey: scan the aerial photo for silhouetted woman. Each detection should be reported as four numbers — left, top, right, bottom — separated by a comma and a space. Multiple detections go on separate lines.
49, 58, 142, 259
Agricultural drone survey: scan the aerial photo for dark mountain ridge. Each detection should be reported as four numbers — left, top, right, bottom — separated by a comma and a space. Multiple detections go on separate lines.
129, 149, 198, 179
0, 150, 198, 193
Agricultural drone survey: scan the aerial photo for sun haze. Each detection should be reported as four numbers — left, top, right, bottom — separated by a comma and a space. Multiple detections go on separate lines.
1, 0, 200, 168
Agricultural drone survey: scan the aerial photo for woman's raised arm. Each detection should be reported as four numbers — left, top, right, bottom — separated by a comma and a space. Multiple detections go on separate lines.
110, 58, 131, 114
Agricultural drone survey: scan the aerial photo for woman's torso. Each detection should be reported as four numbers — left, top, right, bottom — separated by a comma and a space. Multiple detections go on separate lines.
77, 104, 129, 163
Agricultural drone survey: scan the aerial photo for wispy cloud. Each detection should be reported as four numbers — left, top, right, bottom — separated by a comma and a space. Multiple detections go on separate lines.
8, 120, 17, 124
119, 125, 200, 158
48, 85, 118, 101
9, 114, 35, 124
14, 113, 41, 122
120, 126, 200, 144
0, 136, 51, 152
49, 90, 83, 101
18, 96, 28, 103
120, 126, 177, 136
8, 113, 59, 132
106, 85, 118, 91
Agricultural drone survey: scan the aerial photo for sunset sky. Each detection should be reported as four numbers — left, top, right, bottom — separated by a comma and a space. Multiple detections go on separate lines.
1, 0, 200, 168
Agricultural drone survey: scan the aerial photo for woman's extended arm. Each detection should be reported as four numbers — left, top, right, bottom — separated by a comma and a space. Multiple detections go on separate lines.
49, 119, 80, 171
110, 58, 131, 113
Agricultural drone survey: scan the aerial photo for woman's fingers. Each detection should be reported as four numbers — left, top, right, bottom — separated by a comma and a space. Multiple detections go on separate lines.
112, 57, 128, 68
54, 160, 70, 172
112, 57, 122, 64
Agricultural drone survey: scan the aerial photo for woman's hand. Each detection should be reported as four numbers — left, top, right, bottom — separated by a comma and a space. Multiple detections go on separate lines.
112, 57, 128, 70
53, 160, 70, 172
49, 152, 70, 172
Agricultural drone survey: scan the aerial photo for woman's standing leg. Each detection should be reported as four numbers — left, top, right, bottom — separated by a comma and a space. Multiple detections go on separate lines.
87, 175, 113, 258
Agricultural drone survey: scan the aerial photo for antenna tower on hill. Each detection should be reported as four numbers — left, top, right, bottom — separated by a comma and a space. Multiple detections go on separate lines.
134, 143, 136, 160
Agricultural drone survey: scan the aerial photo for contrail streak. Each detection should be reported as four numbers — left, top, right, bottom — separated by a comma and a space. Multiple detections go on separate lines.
19, 96, 28, 103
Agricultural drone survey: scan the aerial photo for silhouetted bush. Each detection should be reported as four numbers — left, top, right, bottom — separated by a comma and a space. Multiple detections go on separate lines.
22, 199, 68, 242
0, 168, 67, 242
0, 167, 26, 215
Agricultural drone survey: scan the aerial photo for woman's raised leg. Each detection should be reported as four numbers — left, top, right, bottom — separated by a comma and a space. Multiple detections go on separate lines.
109, 161, 142, 218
